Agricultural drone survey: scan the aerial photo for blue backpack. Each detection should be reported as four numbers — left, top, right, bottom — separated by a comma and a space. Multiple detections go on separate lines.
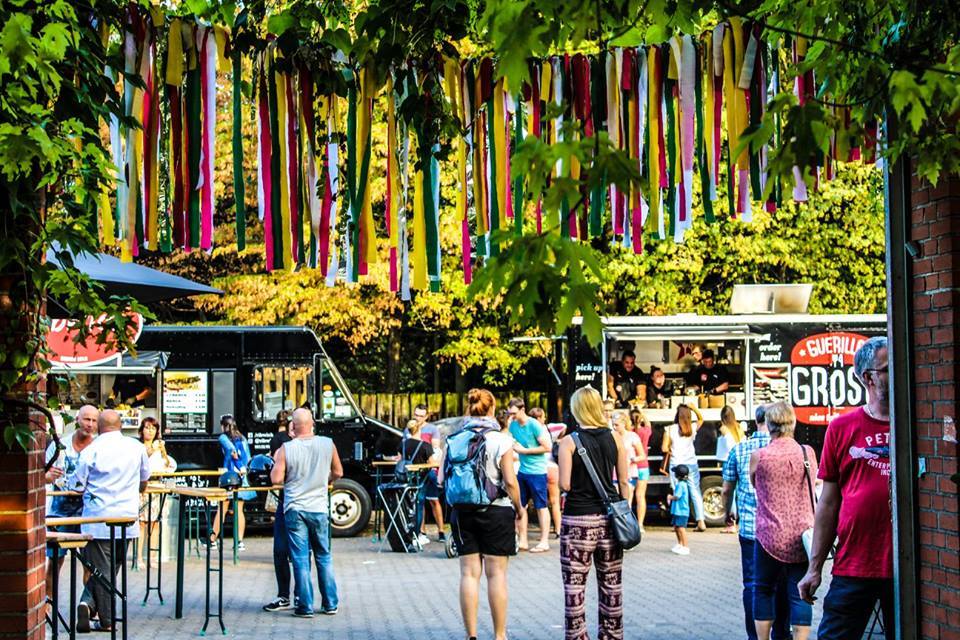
443, 425, 502, 509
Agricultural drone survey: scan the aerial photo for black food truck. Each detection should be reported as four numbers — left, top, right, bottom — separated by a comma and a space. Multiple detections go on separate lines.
566, 311, 886, 526
130, 325, 402, 537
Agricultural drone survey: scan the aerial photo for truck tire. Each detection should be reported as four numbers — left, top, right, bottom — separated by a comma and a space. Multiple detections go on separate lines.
700, 475, 726, 528
329, 478, 372, 538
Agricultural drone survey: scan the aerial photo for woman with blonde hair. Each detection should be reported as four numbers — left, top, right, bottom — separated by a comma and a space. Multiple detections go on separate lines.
750, 402, 818, 640
629, 409, 652, 532
137, 417, 175, 569
662, 403, 706, 531
440, 389, 521, 640
717, 405, 746, 534
557, 386, 631, 640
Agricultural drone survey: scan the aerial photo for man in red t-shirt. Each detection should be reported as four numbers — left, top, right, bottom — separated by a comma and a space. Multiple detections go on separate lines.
798, 336, 893, 639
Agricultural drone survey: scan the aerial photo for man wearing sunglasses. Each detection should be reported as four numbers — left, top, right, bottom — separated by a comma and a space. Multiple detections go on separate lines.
799, 336, 893, 639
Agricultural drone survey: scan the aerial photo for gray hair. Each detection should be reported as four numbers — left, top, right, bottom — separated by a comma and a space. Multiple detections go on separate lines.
854, 336, 888, 384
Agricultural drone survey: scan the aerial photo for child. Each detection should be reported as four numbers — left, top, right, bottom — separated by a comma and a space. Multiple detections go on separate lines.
668, 464, 691, 555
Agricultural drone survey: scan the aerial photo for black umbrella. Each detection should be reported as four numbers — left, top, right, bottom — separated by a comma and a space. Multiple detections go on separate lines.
46, 246, 222, 316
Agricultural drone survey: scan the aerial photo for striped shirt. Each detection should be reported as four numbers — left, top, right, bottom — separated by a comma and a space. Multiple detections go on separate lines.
721, 431, 771, 541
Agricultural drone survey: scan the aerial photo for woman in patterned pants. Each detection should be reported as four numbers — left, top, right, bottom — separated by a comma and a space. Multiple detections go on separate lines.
556, 386, 631, 640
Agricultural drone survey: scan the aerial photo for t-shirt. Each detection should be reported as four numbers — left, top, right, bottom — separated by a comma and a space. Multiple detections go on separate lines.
609, 362, 647, 405
402, 423, 439, 445
818, 407, 892, 579
509, 418, 549, 475
398, 437, 434, 465
685, 364, 730, 393
634, 425, 652, 470
45, 436, 86, 518
645, 380, 675, 405
671, 481, 690, 517
668, 423, 699, 467
112, 375, 151, 407
269, 431, 292, 456
479, 427, 515, 508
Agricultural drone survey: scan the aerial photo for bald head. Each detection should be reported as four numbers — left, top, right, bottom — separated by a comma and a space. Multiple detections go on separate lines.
98, 409, 122, 434
75, 405, 99, 439
291, 408, 315, 437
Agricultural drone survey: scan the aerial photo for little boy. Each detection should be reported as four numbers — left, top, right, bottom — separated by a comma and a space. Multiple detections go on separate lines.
668, 464, 691, 555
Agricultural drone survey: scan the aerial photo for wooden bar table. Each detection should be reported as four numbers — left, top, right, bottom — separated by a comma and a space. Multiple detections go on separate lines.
172, 486, 230, 635
45, 530, 93, 640
45, 516, 137, 640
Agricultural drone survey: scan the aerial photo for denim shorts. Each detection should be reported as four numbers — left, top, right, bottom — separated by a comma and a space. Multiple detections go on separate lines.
671, 514, 689, 528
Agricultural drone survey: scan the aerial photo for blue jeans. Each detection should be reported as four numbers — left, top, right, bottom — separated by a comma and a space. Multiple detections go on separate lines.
285, 509, 338, 614
670, 463, 704, 522
817, 576, 894, 640
739, 537, 791, 640
754, 542, 812, 627
273, 494, 291, 599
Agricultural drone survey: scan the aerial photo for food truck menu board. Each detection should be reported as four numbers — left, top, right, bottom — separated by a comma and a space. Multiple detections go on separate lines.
163, 371, 208, 433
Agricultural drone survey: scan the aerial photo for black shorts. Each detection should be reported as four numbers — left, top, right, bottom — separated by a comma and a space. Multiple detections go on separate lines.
451, 505, 516, 557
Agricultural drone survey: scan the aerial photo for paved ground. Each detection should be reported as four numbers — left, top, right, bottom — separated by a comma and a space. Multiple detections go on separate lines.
64, 526, 842, 640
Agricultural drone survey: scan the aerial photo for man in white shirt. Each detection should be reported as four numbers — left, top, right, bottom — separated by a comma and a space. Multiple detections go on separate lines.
68, 410, 150, 633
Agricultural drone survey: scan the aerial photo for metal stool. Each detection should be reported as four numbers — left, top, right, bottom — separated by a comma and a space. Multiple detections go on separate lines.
186, 502, 204, 558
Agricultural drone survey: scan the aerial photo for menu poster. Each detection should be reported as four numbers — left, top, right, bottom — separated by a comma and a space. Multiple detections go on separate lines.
751, 364, 790, 405
163, 371, 208, 414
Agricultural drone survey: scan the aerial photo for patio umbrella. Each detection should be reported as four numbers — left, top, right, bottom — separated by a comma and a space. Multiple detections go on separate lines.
45, 245, 222, 315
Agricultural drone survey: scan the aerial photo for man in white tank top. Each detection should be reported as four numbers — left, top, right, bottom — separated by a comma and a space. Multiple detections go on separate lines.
270, 408, 343, 618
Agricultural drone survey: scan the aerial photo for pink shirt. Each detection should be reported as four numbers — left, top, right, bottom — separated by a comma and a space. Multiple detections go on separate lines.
754, 437, 818, 564
818, 408, 892, 578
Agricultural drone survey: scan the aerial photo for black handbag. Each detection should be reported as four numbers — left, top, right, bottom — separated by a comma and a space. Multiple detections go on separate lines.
571, 432, 642, 549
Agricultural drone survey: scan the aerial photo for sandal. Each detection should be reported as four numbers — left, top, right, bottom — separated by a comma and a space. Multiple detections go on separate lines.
530, 542, 550, 553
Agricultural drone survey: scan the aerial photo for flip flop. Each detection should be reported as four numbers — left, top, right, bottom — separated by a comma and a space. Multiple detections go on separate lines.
530, 543, 550, 553
517, 544, 529, 551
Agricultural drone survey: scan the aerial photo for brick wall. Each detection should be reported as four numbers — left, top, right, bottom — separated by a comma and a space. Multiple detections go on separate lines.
0, 424, 46, 640
911, 171, 960, 640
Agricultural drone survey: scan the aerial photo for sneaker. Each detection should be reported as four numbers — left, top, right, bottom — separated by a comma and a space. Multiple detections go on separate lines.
437, 532, 446, 542
77, 602, 91, 633
670, 544, 684, 555
417, 533, 431, 546
263, 597, 292, 612
321, 607, 339, 615
237, 541, 246, 551
293, 609, 315, 618
677, 546, 691, 555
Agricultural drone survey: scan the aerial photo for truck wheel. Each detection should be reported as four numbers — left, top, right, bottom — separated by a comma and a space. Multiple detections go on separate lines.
700, 475, 726, 528
329, 479, 372, 538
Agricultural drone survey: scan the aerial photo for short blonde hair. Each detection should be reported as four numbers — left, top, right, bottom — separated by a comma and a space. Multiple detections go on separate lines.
571, 386, 608, 428
765, 401, 796, 438
611, 410, 630, 429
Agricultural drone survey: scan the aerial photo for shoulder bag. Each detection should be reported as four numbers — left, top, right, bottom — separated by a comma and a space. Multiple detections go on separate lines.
571, 432, 642, 549
801, 444, 817, 558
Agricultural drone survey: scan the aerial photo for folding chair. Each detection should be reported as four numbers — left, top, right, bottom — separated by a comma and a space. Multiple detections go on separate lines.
377, 481, 423, 553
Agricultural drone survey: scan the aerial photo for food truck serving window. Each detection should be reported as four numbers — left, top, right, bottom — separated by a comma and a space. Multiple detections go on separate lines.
252, 365, 315, 422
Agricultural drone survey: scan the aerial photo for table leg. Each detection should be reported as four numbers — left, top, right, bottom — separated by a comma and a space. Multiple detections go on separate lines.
218, 504, 226, 635
120, 528, 128, 640
51, 543, 60, 640
143, 493, 153, 605
175, 495, 186, 619
109, 526, 117, 640
232, 494, 239, 566
70, 550, 77, 640
157, 493, 165, 604
201, 501, 211, 635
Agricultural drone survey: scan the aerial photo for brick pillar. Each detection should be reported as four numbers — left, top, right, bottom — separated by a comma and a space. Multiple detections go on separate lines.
911, 171, 960, 639
0, 434, 46, 640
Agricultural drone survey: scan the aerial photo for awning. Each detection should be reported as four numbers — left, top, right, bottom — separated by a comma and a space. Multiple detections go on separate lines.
50, 350, 169, 374
46, 245, 222, 316
604, 325, 760, 342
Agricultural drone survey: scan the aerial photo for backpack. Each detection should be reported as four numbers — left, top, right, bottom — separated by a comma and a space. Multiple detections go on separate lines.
443, 425, 503, 510
393, 437, 423, 485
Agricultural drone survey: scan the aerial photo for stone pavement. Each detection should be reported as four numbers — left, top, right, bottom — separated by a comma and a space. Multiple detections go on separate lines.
106, 527, 840, 640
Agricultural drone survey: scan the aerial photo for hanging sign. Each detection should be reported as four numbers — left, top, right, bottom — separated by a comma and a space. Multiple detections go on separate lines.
47, 313, 145, 367
789, 332, 869, 426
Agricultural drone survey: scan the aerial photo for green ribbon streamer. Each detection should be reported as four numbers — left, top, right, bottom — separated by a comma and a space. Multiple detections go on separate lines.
185, 64, 202, 249
512, 96, 524, 237
267, 58, 284, 269
694, 44, 714, 223
347, 80, 358, 280
232, 51, 246, 251
664, 79, 677, 239
486, 95, 500, 256
749, 41, 764, 201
